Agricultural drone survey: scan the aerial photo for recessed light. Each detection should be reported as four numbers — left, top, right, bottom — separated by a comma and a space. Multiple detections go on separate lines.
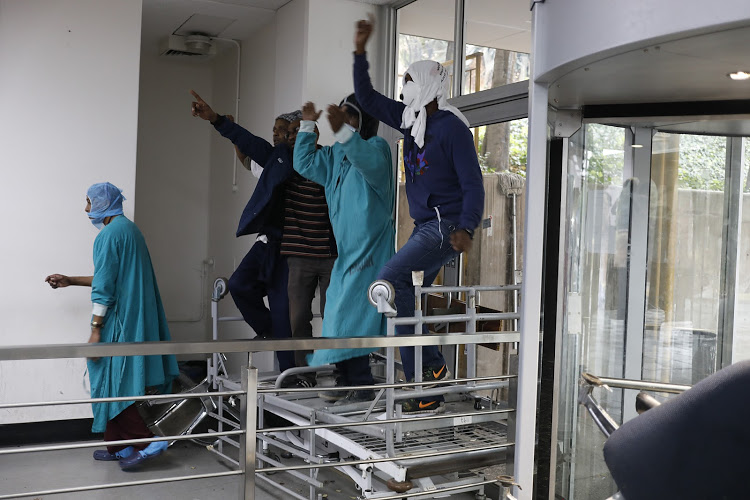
632, 144, 644, 148
729, 71, 750, 81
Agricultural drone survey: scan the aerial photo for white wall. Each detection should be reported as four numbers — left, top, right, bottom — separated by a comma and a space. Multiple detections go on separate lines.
134, 53, 214, 344
206, 21, 280, 374
274, 0, 309, 119
0, 0, 143, 423
304, 0, 382, 145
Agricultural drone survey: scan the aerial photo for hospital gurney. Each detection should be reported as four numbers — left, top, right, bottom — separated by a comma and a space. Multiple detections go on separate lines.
206, 274, 521, 500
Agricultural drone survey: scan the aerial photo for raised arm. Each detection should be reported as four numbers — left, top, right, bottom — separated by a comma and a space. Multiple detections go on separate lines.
191, 90, 274, 165
292, 103, 335, 187
353, 17, 405, 131
327, 104, 393, 201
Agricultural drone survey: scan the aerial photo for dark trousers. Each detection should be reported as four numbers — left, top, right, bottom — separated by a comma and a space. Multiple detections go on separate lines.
377, 218, 457, 382
229, 240, 294, 372
287, 256, 335, 370
105, 403, 153, 454
336, 355, 375, 387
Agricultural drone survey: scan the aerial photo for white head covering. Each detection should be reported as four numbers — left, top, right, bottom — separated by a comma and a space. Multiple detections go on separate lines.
400, 60, 470, 148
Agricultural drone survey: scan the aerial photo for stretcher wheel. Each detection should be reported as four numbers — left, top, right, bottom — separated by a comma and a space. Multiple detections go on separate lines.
368, 280, 395, 308
212, 277, 229, 301
386, 478, 413, 493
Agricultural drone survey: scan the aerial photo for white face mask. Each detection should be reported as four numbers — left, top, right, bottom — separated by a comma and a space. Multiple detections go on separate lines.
400, 80, 421, 107
90, 217, 104, 230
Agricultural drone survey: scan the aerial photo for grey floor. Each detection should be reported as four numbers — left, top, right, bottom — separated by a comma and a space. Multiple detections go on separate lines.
1, 440, 485, 499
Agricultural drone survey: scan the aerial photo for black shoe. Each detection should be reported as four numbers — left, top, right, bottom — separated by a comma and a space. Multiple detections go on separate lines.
280, 376, 316, 389
408, 364, 451, 389
319, 376, 347, 402
401, 398, 445, 414
333, 390, 375, 406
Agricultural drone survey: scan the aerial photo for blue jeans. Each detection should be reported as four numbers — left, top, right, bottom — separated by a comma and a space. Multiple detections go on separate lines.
377, 218, 457, 381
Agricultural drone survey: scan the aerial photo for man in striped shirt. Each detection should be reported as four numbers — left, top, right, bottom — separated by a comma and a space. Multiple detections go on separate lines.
281, 114, 337, 389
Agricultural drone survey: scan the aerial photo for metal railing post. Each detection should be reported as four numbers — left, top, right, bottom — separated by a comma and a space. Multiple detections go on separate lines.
240, 353, 257, 500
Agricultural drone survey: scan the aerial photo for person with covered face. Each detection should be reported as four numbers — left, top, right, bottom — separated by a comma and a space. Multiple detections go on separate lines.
190, 90, 296, 373
45, 182, 179, 470
352, 17, 485, 414
293, 94, 394, 405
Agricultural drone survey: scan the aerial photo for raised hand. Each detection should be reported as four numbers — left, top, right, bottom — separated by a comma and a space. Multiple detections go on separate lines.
190, 90, 219, 123
302, 101, 323, 122
327, 104, 347, 134
45, 274, 71, 289
354, 13, 375, 54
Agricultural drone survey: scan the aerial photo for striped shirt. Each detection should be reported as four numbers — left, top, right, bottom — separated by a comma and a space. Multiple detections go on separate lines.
281, 172, 337, 258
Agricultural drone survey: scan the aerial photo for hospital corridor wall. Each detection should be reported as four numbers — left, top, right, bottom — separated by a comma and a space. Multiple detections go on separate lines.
0, 0, 143, 424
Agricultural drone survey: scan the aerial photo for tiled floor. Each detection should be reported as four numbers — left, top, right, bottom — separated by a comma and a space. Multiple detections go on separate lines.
0, 440, 486, 499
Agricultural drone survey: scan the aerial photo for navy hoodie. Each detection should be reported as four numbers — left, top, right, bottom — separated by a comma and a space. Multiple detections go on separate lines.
353, 53, 484, 231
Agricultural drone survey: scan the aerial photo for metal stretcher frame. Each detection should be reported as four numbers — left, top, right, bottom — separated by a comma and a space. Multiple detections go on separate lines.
207, 277, 523, 500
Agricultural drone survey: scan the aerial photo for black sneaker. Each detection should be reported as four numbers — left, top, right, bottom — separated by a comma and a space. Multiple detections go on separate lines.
401, 398, 445, 414
333, 390, 375, 406
407, 364, 451, 389
318, 377, 347, 402
280, 376, 316, 389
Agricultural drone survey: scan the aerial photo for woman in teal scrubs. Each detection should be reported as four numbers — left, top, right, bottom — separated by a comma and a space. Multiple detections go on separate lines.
46, 182, 179, 470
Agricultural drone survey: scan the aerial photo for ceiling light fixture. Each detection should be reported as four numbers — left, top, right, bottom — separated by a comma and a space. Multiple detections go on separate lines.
728, 71, 750, 81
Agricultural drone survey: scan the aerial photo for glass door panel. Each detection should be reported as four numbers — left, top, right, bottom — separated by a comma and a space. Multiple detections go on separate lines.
556, 123, 629, 500
642, 133, 727, 385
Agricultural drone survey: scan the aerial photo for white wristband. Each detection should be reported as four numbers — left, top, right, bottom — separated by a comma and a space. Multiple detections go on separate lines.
334, 124, 355, 144
299, 120, 316, 133
92, 303, 108, 317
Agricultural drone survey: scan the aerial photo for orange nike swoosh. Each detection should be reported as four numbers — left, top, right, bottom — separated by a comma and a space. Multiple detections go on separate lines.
419, 401, 437, 409
433, 365, 445, 379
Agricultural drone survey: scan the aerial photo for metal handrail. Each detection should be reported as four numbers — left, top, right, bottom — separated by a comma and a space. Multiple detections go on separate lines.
2, 314, 518, 499
0, 331, 518, 361
583, 373, 691, 394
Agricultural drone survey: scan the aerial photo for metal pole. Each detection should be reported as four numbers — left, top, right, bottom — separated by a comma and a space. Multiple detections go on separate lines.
240, 353, 257, 500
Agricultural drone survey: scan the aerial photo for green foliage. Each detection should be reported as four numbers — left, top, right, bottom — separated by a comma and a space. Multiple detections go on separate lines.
584, 124, 625, 186
508, 119, 528, 177
675, 134, 726, 191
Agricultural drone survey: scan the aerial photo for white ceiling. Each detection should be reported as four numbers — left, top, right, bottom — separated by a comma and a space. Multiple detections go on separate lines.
550, 24, 750, 108
140, 0, 291, 54
141, 0, 532, 56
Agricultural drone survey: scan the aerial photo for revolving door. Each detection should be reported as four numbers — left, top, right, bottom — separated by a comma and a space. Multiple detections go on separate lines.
552, 117, 750, 499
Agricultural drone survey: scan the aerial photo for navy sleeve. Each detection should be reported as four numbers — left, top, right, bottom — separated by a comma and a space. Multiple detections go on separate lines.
353, 53, 405, 132
447, 119, 485, 230
213, 116, 274, 166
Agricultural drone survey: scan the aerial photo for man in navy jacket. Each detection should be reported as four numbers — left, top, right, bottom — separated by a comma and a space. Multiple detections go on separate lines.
191, 90, 295, 372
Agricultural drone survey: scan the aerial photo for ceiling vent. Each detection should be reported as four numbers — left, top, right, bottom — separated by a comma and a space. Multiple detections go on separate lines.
159, 34, 216, 59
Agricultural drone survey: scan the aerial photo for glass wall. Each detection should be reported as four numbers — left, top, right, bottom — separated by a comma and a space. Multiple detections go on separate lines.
732, 138, 750, 362
396, 0, 455, 98
642, 133, 726, 385
464, 0, 530, 94
396, 0, 531, 99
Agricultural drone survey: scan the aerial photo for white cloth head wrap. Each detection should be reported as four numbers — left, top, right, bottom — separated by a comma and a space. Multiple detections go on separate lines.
400, 60, 470, 148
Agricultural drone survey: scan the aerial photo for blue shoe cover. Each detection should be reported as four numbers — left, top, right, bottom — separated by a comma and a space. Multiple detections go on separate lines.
116, 446, 135, 459
141, 440, 168, 457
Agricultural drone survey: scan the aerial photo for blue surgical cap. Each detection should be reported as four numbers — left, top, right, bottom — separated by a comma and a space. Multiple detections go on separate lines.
86, 182, 125, 220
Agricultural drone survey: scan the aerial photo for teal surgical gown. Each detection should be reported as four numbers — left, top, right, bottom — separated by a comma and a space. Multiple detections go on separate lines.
88, 216, 179, 432
293, 128, 395, 365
